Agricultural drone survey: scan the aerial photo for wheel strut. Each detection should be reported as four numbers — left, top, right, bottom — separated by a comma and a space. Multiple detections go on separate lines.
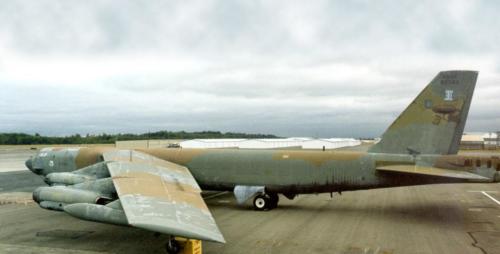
165, 236, 181, 254
253, 193, 279, 211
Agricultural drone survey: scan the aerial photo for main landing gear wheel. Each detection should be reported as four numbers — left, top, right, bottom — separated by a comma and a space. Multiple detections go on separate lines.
269, 193, 279, 209
165, 237, 181, 254
253, 193, 279, 211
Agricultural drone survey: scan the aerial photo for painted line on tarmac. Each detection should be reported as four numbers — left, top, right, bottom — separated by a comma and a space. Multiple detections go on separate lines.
480, 191, 500, 206
204, 191, 229, 200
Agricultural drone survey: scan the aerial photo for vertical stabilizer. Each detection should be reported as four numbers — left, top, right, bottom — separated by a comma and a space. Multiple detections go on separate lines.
369, 70, 478, 155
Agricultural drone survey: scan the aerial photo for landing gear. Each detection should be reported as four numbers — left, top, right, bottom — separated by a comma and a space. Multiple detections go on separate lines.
253, 193, 279, 211
165, 237, 181, 254
268, 193, 279, 209
253, 194, 268, 211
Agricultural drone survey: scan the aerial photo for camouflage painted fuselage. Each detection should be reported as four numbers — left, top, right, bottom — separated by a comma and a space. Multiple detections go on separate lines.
114, 148, 500, 194
30, 147, 500, 196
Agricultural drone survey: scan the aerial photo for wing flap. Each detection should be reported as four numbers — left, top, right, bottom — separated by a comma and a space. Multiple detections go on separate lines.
103, 150, 225, 243
377, 164, 491, 181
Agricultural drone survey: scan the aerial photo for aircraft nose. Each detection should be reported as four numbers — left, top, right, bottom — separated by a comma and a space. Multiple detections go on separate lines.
25, 158, 42, 175
25, 158, 33, 171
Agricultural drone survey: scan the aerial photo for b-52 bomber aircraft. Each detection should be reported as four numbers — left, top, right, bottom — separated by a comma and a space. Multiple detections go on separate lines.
25, 70, 500, 253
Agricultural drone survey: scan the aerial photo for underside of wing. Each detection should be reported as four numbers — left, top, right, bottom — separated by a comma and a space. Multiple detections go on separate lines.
103, 150, 225, 243
377, 164, 491, 182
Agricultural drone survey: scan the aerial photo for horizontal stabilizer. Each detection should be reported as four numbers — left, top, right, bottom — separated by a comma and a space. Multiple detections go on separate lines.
377, 164, 491, 182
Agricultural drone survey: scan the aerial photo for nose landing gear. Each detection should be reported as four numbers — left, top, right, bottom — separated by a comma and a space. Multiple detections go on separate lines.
253, 193, 279, 211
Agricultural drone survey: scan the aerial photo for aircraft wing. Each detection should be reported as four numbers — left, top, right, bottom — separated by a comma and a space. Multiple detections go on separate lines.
376, 164, 491, 182
102, 150, 225, 243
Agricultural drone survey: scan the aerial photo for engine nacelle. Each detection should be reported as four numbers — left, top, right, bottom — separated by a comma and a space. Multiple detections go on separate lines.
45, 172, 94, 186
44, 162, 112, 186
32, 186, 102, 206
39, 201, 66, 211
64, 202, 128, 226
72, 161, 110, 179
72, 178, 116, 197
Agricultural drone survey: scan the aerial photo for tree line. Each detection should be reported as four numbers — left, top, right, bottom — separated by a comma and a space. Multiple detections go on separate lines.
0, 131, 279, 145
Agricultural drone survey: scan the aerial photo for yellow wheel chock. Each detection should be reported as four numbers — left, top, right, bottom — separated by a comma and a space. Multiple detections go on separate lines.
174, 237, 202, 254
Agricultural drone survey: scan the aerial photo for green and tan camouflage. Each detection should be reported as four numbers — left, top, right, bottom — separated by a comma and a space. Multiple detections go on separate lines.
24, 70, 500, 251
369, 70, 478, 155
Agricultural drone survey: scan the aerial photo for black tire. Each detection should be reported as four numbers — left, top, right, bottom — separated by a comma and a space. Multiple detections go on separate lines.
268, 193, 279, 209
166, 238, 181, 254
253, 194, 270, 211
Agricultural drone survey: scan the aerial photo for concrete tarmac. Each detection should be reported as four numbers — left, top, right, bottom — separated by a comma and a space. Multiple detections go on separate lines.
1, 148, 500, 254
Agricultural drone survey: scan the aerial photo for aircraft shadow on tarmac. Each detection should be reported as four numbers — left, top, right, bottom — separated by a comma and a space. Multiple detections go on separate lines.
32, 221, 168, 252
205, 195, 469, 229
278, 203, 465, 225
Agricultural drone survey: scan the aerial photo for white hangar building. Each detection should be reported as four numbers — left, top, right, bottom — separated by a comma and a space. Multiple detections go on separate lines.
179, 138, 361, 150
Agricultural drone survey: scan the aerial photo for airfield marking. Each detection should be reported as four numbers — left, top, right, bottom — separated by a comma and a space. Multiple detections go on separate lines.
467, 190, 498, 193
480, 191, 500, 206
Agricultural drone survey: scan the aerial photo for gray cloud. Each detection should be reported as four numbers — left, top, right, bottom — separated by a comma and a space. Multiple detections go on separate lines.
0, 0, 500, 138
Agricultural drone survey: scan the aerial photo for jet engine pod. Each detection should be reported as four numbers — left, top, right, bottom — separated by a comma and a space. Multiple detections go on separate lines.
32, 186, 101, 206
45, 172, 94, 185
39, 201, 66, 211
64, 203, 128, 226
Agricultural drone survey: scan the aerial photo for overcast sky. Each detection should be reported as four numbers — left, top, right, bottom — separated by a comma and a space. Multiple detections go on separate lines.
0, 1, 499, 138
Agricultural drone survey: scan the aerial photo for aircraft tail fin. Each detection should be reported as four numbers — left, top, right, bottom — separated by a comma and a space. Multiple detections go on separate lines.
369, 70, 478, 155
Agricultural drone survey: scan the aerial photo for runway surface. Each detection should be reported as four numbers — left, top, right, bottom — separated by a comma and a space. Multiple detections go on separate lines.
1, 147, 500, 254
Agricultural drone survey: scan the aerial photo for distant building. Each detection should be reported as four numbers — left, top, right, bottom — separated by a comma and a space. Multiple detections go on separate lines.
116, 137, 362, 150
179, 139, 246, 149
179, 138, 361, 150
484, 132, 500, 150
460, 132, 499, 150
